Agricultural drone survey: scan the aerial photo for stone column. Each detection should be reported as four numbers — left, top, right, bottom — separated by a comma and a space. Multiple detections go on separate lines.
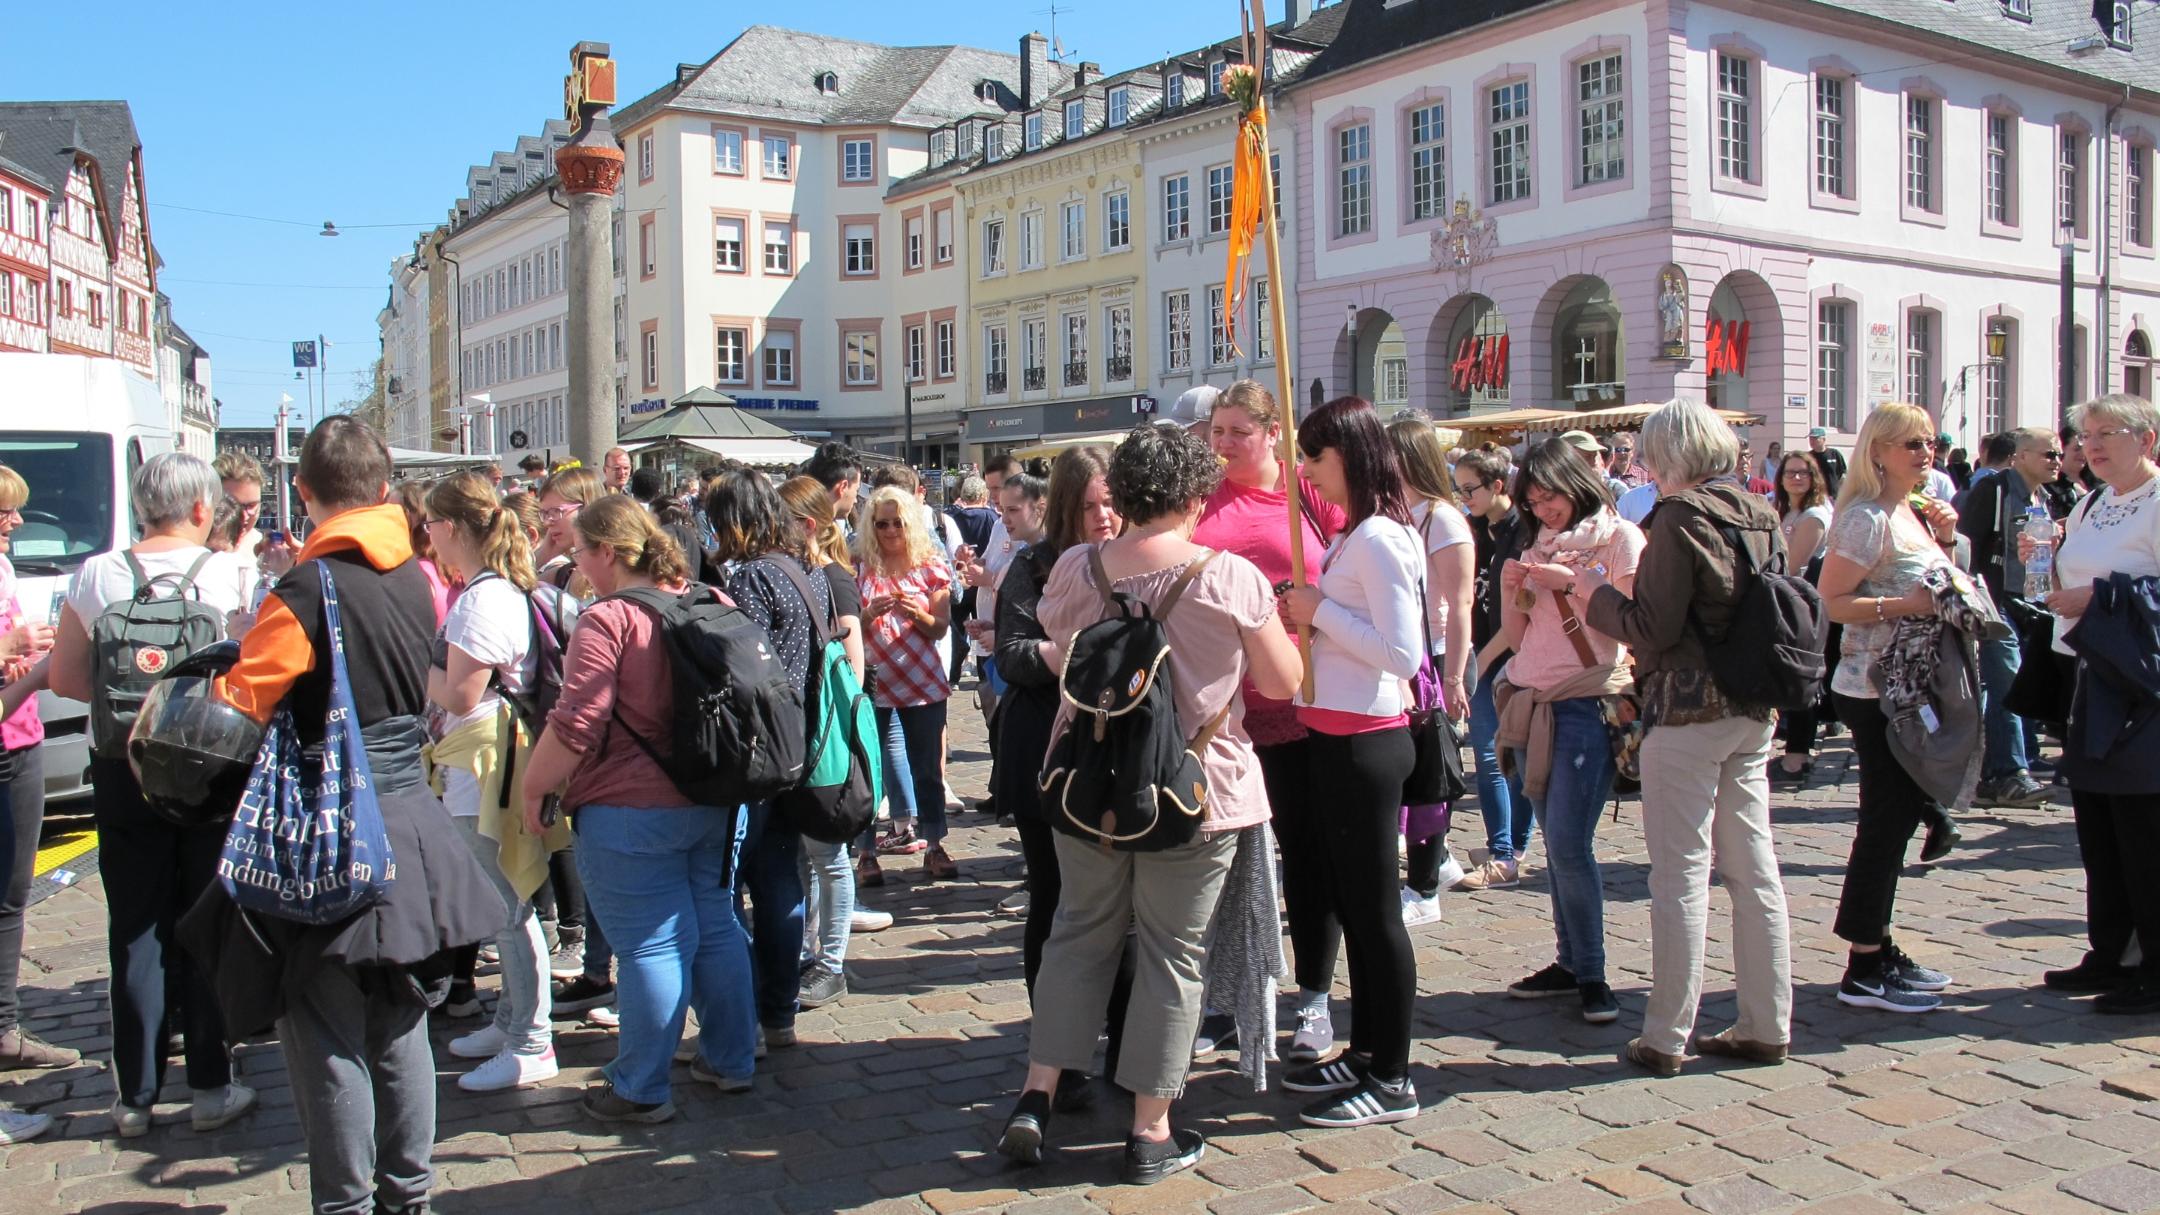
555, 42, 624, 467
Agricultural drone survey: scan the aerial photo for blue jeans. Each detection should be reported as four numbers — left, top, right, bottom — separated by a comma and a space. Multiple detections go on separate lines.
1512, 698, 1616, 984
574, 804, 756, 1104
1977, 629, 2029, 781
871, 701, 949, 845
799, 837, 855, 976
1471, 668, 1534, 863
736, 801, 806, 1030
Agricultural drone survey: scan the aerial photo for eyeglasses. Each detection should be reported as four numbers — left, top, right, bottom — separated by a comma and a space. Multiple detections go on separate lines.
1782, 468, 1814, 478
1453, 482, 1484, 496
542, 503, 580, 520
423, 517, 452, 529
1612, 448, 1633, 457
2088, 427, 2142, 444
1893, 438, 1932, 454
2039, 450, 2065, 461
872, 519, 905, 531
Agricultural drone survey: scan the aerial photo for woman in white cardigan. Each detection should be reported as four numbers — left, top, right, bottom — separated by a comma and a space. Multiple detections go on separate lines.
1277, 397, 1427, 1129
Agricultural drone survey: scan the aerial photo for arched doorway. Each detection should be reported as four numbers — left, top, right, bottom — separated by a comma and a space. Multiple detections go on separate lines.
1433, 293, 1510, 417
1706, 279, 1752, 411
1348, 308, 1408, 411
1549, 277, 1624, 406
2126, 330, 2152, 399
1703, 269, 1785, 420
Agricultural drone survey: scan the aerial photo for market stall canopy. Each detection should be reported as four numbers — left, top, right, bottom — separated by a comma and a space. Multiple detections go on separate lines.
1452, 403, 1761, 437
1448, 407, 1573, 435
624, 435, 821, 466
1564, 403, 1763, 431
1011, 432, 1132, 460
618, 386, 802, 443
388, 446, 492, 471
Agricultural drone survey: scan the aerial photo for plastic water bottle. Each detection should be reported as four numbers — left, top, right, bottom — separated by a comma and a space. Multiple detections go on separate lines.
2022, 505, 2055, 599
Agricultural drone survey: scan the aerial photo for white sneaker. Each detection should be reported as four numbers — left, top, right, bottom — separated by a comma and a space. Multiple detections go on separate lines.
1433, 850, 1466, 891
449, 1024, 511, 1060
850, 907, 894, 933
943, 781, 965, 812
585, 1005, 620, 1029
0, 1107, 52, 1144
676, 1007, 702, 1061
1287, 1003, 1335, 1063
996, 888, 1029, 914
1399, 886, 1444, 928
110, 1102, 150, 1138
458, 1047, 558, 1093
191, 1083, 256, 1132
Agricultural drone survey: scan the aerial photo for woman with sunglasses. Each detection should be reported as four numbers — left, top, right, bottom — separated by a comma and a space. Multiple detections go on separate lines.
1818, 402, 1961, 1014
1771, 452, 1835, 785
856, 485, 957, 880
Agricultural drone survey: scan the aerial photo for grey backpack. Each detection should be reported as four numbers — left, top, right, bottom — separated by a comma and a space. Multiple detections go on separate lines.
90, 552, 226, 758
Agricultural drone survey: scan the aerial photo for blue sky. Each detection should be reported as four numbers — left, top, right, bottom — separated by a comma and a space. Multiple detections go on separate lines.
10, 1, 1249, 426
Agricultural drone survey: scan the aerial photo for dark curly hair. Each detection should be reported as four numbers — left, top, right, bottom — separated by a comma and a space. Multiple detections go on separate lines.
1297, 396, 1409, 528
1106, 423, 1222, 526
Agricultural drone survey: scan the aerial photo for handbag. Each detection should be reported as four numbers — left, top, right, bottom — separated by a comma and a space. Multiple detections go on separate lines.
1552, 589, 1644, 783
217, 561, 397, 926
1403, 522, 1468, 806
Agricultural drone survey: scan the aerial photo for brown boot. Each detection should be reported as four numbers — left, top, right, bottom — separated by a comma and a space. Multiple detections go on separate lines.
923, 846, 959, 881
0, 1028, 80, 1069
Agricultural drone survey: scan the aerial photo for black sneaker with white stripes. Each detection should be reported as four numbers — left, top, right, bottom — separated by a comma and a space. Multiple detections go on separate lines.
1299, 1077, 1419, 1128
1280, 1054, 1369, 1094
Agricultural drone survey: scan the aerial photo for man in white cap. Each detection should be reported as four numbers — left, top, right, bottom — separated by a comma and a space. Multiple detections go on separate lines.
1166, 384, 1221, 436
1559, 429, 1629, 500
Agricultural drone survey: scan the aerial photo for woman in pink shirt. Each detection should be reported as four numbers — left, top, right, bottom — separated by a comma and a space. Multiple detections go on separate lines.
0, 465, 65, 1074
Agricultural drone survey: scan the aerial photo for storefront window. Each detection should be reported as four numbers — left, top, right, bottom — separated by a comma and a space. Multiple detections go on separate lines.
1706, 280, 1749, 411
1443, 296, 1510, 415
1552, 277, 1622, 403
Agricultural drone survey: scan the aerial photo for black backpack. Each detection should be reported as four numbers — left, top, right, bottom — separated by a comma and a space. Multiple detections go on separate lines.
90, 552, 226, 759
1693, 522, 1828, 712
1039, 547, 1231, 852
768, 559, 881, 843
605, 584, 807, 808
463, 573, 575, 740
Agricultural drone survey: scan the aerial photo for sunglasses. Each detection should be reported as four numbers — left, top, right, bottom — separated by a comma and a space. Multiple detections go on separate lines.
872, 519, 905, 531
1892, 438, 1931, 454
1782, 468, 1814, 477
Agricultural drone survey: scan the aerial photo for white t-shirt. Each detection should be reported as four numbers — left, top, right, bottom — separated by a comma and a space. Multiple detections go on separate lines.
1782, 503, 1836, 565
2052, 475, 2160, 655
440, 574, 534, 739
971, 515, 1015, 657
1408, 499, 1473, 650
65, 546, 254, 635
1617, 482, 1659, 525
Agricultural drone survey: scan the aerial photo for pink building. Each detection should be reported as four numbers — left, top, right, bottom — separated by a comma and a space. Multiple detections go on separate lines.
0, 151, 51, 354
1290, 0, 2158, 452
0, 103, 158, 375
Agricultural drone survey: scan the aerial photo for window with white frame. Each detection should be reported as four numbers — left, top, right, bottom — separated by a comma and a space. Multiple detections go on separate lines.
1904, 310, 1936, 410
936, 319, 955, 378
550, 322, 562, 368
1062, 201, 1086, 259
1063, 313, 1088, 384
1252, 277, 1273, 361
642, 330, 658, 388
715, 327, 748, 384
1409, 103, 1446, 221
1815, 300, 1851, 431
1207, 164, 1234, 234
1105, 305, 1133, 378
905, 215, 924, 269
1577, 54, 1624, 185
844, 223, 876, 275
1109, 87, 1130, 127
1167, 71, 1185, 109
1337, 123, 1372, 235
1206, 286, 1231, 366
2108, 1, 2132, 49
1985, 113, 2013, 225
1379, 358, 1409, 406
2059, 127, 2087, 237
1904, 94, 1937, 213
1023, 319, 1047, 385
1716, 53, 1752, 182
1020, 211, 1043, 269
906, 324, 926, 382
983, 218, 1006, 273
843, 138, 874, 182
1210, 60, 1227, 97
763, 134, 792, 178
984, 325, 1008, 390
2002, 0, 2032, 19
638, 134, 653, 179
763, 220, 794, 274
550, 245, 561, 293
934, 209, 954, 263
1025, 113, 1043, 151
845, 331, 878, 385
1813, 76, 1848, 198
1165, 290, 1193, 371
986, 127, 1006, 160
1065, 100, 1085, 140
2129, 143, 2152, 247
714, 129, 743, 174
714, 217, 744, 271
1163, 174, 1191, 241
1105, 190, 1130, 250
1489, 81, 1531, 203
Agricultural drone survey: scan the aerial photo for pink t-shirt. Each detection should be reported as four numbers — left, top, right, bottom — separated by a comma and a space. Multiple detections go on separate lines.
0, 557, 42, 751
1039, 544, 1279, 834
1504, 512, 1648, 693
1193, 467, 1346, 746
549, 596, 692, 811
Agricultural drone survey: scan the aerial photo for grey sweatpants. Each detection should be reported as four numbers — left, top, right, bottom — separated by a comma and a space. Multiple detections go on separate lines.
1027, 829, 1235, 1098
278, 962, 436, 1215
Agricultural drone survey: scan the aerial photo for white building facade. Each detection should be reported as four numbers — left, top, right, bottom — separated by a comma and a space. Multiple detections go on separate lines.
153, 294, 215, 457
379, 254, 432, 450
1289, 0, 2159, 452
445, 186, 572, 469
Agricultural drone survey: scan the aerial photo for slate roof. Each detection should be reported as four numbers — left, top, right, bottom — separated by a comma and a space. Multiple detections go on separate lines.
616, 26, 1069, 134
620, 391, 800, 441
0, 140, 52, 194
0, 102, 142, 253
1301, 0, 2159, 97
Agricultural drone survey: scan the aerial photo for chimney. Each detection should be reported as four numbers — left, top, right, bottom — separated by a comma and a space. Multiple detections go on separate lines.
1286, 0, 1313, 27
1075, 61, 1100, 89
1020, 32, 1050, 107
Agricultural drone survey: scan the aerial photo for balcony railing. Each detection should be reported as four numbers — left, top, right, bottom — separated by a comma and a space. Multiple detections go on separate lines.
985, 370, 1007, 394
1106, 355, 1132, 382
1023, 366, 1047, 391
1063, 360, 1089, 387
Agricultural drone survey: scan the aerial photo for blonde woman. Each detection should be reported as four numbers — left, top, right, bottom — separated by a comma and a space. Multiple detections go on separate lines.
424, 472, 568, 1092
856, 485, 956, 878
1818, 402, 1961, 1014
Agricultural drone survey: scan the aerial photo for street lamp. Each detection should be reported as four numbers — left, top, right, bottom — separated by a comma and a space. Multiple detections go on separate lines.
1344, 302, 1359, 397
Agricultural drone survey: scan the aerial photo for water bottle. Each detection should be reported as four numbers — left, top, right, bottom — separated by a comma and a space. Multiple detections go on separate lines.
2022, 505, 2055, 599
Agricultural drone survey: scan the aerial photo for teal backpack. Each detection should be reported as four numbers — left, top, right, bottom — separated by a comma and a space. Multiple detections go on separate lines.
771, 560, 881, 843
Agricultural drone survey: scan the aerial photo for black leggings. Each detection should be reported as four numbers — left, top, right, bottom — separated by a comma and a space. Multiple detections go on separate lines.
2072, 788, 2160, 979
1261, 737, 1337, 993
1015, 812, 1132, 1073
1305, 728, 1418, 1081
1832, 695, 1937, 947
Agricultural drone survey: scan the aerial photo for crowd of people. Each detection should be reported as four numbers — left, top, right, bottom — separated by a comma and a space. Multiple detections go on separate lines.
0, 388, 2152, 1204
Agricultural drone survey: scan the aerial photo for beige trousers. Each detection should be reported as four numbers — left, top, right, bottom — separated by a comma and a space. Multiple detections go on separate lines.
1637, 714, 1792, 1056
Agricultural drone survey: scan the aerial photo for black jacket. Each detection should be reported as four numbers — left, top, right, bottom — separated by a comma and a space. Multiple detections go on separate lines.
1469, 508, 1526, 650
992, 543, 1060, 817
1956, 472, 2069, 606
2062, 571, 2160, 796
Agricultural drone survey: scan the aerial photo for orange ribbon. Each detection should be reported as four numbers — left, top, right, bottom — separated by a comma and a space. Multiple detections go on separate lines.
1223, 103, 1268, 356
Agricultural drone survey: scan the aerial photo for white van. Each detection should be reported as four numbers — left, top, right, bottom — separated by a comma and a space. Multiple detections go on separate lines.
0, 353, 173, 803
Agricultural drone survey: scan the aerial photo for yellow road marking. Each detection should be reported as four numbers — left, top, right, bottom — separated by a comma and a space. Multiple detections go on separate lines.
33, 827, 96, 877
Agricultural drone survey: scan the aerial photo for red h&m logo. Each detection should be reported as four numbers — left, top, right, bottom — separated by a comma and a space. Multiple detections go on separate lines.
1706, 319, 1750, 377
1451, 334, 1509, 392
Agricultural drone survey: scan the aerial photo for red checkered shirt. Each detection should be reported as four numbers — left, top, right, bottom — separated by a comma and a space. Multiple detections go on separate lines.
859, 562, 953, 707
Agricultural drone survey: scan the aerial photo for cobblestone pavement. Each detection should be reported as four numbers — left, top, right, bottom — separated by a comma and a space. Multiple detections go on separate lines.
5, 703, 2160, 1215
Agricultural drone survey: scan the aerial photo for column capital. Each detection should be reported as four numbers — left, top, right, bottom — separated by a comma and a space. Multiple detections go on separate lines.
555, 143, 624, 196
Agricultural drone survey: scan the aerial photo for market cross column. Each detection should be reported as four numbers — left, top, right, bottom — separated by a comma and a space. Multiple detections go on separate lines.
555, 41, 623, 467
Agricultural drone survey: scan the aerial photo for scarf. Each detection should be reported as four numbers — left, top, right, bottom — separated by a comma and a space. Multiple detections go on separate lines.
1524, 506, 1623, 569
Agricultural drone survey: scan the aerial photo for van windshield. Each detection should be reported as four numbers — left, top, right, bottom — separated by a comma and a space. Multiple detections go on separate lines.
0, 432, 116, 574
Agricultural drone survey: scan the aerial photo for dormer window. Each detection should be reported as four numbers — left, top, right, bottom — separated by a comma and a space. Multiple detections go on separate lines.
2106, 1, 2132, 49
1210, 60, 1227, 98
1065, 99, 1085, 140
987, 126, 1007, 160
1109, 86, 1130, 127
1167, 71, 1185, 109
977, 80, 999, 104
815, 71, 839, 95
2000, 0, 2031, 20
1025, 112, 1043, 151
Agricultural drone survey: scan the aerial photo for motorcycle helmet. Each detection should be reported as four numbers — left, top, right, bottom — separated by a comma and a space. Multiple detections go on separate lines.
127, 641, 264, 828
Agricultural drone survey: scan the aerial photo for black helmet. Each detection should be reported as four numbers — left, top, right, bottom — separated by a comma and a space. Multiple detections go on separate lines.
127, 642, 264, 828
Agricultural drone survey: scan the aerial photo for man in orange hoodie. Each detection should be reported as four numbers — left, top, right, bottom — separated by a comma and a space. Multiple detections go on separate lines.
189, 417, 496, 1215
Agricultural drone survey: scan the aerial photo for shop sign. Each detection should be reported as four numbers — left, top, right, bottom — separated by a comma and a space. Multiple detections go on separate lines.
966, 404, 1044, 442
735, 397, 820, 412
910, 390, 951, 407
1046, 399, 1124, 433
1706, 319, 1750, 376
627, 397, 668, 416
1450, 335, 1509, 392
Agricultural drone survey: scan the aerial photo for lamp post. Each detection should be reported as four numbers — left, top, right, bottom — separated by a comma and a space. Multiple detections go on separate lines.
1952, 322, 2008, 438
1343, 302, 1358, 398
2058, 228, 2077, 425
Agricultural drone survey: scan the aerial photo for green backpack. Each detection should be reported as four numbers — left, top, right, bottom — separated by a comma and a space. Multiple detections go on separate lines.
90, 552, 226, 759
771, 559, 881, 843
